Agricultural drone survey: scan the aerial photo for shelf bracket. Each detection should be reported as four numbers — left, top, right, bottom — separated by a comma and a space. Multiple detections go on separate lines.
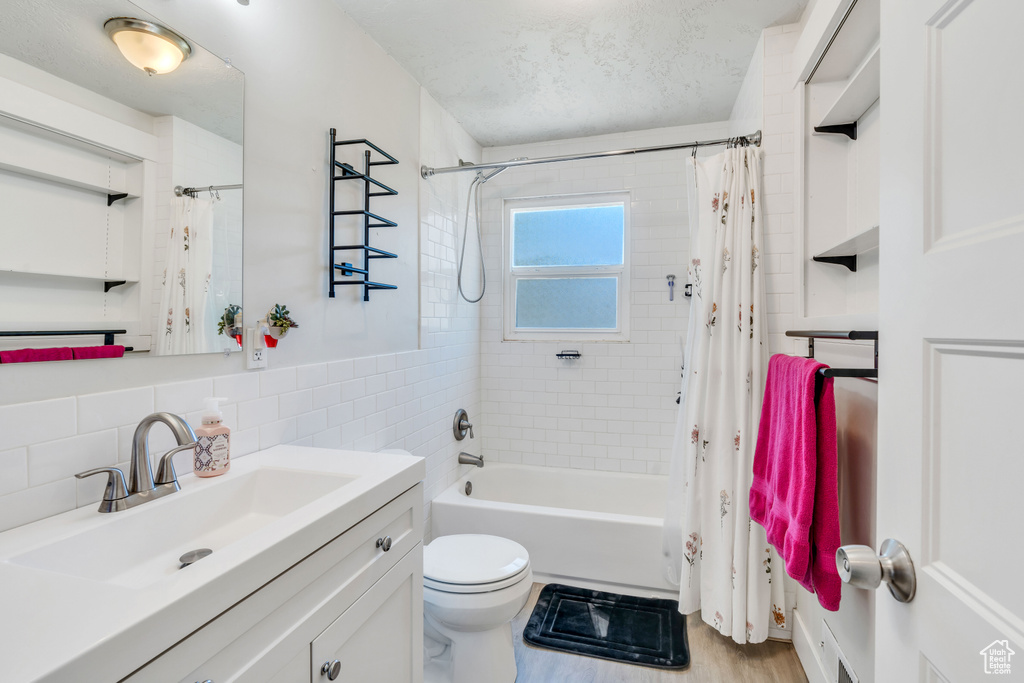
103, 280, 128, 292
107, 193, 129, 207
813, 123, 858, 140
812, 254, 858, 272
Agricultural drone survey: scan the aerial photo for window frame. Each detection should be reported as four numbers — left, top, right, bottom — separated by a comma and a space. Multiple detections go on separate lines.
502, 192, 631, 342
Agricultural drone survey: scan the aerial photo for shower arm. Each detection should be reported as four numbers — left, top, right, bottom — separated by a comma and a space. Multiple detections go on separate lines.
420, 131, 761, 179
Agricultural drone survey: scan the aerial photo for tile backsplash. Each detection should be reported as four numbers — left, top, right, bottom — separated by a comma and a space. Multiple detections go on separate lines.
0, 346, 477, 535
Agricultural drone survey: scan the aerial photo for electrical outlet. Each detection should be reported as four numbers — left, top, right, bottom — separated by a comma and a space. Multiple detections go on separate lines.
245, 328, 268, 370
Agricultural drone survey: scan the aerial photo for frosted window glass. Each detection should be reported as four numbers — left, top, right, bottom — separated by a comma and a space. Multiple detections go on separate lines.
512, 205, 624, 267
516, 278, 617, 329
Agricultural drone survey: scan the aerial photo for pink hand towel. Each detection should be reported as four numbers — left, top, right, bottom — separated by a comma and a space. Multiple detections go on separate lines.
749, 354, 841, 611
72, 345, 125, 360
0, 347, 73, 364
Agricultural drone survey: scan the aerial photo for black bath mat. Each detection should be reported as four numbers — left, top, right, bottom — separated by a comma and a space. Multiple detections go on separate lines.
522, 584, 689, 669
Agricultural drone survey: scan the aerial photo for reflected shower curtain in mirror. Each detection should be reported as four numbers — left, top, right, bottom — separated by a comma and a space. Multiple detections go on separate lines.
662, 147, 784, 644
155, 197, 214, 355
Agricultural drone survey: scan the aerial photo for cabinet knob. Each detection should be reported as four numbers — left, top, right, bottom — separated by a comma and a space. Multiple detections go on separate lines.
376, 535, 392, 552
321, 659, 341, 680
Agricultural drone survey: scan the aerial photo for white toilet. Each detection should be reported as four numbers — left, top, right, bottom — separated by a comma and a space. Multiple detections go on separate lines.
422, 534, 533, 683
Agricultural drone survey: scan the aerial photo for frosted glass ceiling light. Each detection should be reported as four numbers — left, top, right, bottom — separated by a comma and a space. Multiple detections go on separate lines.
104, 18, 192, 75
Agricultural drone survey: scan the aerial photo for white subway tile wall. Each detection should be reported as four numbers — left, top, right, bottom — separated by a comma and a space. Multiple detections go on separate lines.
475, 122, 730, 475
761, 27, 800, 357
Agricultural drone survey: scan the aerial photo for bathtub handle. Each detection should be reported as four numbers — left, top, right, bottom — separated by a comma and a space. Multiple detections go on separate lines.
453, 409, 474, 440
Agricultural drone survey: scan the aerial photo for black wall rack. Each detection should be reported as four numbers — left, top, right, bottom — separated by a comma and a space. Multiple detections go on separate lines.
329, 130, 399, 301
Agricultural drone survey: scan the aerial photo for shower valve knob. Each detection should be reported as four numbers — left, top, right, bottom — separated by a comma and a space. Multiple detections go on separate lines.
453, 409, 474, 440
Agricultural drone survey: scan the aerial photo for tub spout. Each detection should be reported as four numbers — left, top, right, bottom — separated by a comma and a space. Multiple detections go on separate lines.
458, 451, 484, 467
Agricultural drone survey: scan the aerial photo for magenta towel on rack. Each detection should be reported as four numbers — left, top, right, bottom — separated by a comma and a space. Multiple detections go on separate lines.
0, 347, 73, 364
72, 345, 125, 360
749, 354, 842, 611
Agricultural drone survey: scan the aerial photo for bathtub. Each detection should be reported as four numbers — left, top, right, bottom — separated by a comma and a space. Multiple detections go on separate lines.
431, 463, 677, 598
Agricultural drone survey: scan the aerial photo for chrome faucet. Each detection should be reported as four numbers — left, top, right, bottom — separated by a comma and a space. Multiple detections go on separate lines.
76, 412, 196, 513
458, 451, 484, 467
129, 412, 197, 494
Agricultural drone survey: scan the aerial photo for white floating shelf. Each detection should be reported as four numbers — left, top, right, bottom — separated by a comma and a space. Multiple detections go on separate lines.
812, 225, 879, 272
0, 268, 139, 287
818, 44, 880, 129
0, 160, 137, 202
816, 225, 879, 257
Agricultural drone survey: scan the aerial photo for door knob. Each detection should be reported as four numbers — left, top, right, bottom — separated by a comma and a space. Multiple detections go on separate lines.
376, 535, 392, 552
321, 659, 341, 680
836, 538, 916, 603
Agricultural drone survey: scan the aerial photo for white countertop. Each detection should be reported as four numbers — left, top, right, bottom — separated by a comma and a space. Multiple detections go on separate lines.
0, 445, 425, 683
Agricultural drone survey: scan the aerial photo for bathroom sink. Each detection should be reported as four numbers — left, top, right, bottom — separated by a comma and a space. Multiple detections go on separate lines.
0, 445, 425, 683
8, 466, 355, 588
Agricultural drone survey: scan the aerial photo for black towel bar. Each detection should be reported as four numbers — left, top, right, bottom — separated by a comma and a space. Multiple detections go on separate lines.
785, 330, 878, 380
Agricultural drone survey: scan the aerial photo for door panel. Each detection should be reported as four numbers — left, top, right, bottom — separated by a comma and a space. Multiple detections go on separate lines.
880, 0, 1024, 680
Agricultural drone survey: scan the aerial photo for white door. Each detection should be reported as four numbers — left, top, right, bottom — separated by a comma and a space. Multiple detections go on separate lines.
879, 0, 1024, 680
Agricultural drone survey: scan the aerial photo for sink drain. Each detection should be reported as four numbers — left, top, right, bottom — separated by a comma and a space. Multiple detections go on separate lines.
179, 548, 212, 568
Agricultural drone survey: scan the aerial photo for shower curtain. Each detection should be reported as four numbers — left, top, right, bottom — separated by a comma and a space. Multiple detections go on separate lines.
155, 196, 214, 355
663, 147, 784, 644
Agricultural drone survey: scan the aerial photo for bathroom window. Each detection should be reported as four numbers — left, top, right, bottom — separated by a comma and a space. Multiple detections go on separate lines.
503, 193, 629, 341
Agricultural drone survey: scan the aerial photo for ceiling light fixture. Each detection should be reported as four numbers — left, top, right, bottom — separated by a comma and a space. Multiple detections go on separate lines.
104, 17, 192, 76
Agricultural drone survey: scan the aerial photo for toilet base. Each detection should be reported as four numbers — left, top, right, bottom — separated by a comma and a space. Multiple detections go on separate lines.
424, 612, 518, 683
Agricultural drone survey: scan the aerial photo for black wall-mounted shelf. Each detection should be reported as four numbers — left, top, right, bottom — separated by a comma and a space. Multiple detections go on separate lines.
813, 123, 858, 140
329, 130, 399, 301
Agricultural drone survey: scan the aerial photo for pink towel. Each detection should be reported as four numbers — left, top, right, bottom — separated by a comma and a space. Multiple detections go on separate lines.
750, 354, 841, 611
72, 345, 125, 360
0, 347, 73, 364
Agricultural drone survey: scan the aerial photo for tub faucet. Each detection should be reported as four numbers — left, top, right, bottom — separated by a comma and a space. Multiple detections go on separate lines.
458, 451, 484, 467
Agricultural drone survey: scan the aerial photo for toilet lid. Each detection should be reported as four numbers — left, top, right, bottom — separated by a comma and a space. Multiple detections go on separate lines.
424, 534, 530, 587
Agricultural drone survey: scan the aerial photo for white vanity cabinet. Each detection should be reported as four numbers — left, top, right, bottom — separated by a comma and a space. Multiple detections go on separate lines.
122, 484, 424, 683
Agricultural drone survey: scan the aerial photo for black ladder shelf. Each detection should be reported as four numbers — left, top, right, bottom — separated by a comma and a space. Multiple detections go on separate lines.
329, 129, 399, 301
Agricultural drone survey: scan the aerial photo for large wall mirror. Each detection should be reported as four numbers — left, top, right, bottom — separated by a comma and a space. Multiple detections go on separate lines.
0, 0, 243, 360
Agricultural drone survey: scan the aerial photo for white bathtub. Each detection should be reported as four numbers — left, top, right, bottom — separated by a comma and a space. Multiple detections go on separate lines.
431, 463, 677, 598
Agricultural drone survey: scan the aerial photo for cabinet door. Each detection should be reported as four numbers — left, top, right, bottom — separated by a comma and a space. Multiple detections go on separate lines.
311, 545, 423, 683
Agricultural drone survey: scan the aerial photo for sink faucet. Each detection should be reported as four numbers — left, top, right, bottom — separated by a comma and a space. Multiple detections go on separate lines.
76, 412, 196, 513
458, 451, 484, 467
129, 412, 197, 494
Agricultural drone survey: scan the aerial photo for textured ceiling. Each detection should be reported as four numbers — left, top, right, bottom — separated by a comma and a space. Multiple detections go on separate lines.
0, 0, 243, 143
332, 0, 807, 146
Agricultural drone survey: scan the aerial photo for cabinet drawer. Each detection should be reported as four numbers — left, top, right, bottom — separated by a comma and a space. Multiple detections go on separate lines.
123, 483, 422, 683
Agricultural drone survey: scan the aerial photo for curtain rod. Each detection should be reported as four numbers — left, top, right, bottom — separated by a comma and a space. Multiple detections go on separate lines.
420, 130, 761, 179
174, 184, 243, 198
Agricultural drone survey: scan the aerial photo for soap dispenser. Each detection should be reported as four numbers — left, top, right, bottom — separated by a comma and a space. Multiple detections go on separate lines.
194, 397, 230, 477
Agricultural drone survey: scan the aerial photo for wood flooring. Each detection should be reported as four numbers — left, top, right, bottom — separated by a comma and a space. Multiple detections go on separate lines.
511, 583, 808, 683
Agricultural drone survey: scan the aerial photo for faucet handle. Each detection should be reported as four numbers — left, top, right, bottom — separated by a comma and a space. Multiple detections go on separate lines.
155, 443, 196, 486
461, 418, 474, 439
75, 467, 128, 502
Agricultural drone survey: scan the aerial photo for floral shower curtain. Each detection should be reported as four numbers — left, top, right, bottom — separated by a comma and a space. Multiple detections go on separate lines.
155, 196, 214, 355
662, 147, 785, 644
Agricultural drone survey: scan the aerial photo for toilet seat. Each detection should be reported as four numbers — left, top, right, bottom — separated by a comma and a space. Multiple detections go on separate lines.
424, 534, 531, 594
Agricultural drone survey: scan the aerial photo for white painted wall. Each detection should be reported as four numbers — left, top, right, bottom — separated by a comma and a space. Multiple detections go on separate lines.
0, 0, 483, 541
